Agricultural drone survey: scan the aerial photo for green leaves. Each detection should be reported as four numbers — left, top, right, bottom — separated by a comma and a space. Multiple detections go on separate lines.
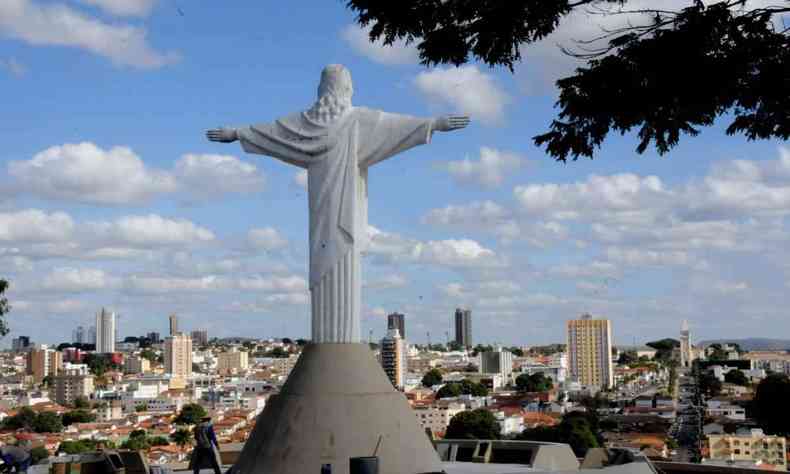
445, 409, 501, 440
347, 0, 789, 159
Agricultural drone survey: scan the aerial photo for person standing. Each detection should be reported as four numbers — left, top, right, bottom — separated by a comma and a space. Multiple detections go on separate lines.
0, 444, 32, 474
190, 416, 221, 474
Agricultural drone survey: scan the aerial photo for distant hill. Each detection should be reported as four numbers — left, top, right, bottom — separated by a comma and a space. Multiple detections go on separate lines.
698, 338, 790, 351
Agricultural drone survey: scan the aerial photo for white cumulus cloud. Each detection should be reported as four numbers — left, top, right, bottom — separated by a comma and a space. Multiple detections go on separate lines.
174, 154, 265, 200
246, 228, 288, 251
340, 25, 419, 65
42, 267, 116, 292
414, 66, 509, 125
0, 0, 177, 69
441, 147, 524, 188
9, 142, 177, 205
0, 209, 74, 242
86, 214, 215, 247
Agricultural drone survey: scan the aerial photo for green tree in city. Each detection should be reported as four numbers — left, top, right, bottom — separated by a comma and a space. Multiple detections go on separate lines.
135, 402, 148, 413
32, 412, 63, 433
753, 373, 790, 436
506, 347, 524, 357
149, 436, 170, 447
421, 369, 443, 388
445, 409, 501, 440
699, 371, 723, 398
515, 373, 554, 393
0, 280, 11, 337
435, 379, 488, 398
266, 347, 289, 358
72, 397, 90, 409
122, 430, 150, 451
646, 339, 680, 362
171, 428, 193, 450
140, 349, 158, 363
58, 440, 98, 455
617, 351, 638, 366
459, 379, 489, 397
174, 403, 208, 425
2, 407, 37, 430
62, 410, 96, 426
436, 383, 462, 399
519, 412, 600, 457
30, 446, 49, 464
724, 369, 750, 386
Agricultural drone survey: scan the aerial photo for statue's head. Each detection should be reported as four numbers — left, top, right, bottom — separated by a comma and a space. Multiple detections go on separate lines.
307, 64, 353, 124
318, 64, 353, 101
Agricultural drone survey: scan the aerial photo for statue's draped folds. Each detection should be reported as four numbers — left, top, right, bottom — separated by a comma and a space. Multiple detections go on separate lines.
237, 106, 433, 343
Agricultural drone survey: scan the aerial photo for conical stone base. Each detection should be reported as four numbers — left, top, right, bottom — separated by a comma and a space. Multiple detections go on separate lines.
232, 343, 443, 474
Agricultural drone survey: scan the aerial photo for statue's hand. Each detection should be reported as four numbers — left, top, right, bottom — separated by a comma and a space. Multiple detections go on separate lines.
206, 127, 238, 143
434, 115, 470, 132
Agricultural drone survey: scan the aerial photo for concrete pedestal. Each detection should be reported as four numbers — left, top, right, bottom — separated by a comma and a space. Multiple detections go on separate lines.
232, 343, 443, 474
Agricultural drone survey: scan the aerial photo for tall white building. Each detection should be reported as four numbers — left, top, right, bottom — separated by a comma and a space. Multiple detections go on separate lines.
480, 347, 513, 380
680, 320, 692, 368
567, 314, 614, 389
96, 308, 116, 354
165, 333, 193, 381
379, 328, 407, 390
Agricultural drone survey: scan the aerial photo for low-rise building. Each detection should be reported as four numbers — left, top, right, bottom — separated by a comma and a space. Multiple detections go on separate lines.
707, 429, 787, 470
413, 401, 465, 435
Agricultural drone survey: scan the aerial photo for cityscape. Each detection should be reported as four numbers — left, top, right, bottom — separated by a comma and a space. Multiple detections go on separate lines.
2, 308, 789, 471
1, 0, 788, 473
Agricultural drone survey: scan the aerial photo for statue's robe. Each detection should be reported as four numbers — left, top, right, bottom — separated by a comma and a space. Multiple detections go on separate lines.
237, 107, 433, 343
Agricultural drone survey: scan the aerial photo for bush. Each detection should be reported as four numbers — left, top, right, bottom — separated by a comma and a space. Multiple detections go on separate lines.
445, 409, 500, 440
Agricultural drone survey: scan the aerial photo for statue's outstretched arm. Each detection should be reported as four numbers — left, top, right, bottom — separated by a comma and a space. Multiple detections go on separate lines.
433, 115, 471, 132
206, 127, 238, 143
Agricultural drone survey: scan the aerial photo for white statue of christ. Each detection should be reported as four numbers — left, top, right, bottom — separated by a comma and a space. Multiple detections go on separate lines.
207, 64, 469, 344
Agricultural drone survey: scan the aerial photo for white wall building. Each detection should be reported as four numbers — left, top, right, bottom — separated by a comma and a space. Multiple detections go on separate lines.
96, 308, 116, 354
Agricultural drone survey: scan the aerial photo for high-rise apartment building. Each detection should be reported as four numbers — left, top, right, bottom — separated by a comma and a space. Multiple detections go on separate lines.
169, 314, 179, 336
387, 313, 406, 340
480, 347, 514, 380
680, 320, 692, 368
191, 329, 209, 347
147, 332, 161, 344
26, 346, 62, 383
217, 348, 249, 375
51, 369, 94, 406
379, 329, 407, 390
164, 333, 192, 381
567, 314, 614, 389
88, 326, 97, 345
72, 326, 86, 344
95, 308, 116, 354
454, 308, 472, 349
12, 336, 31, 352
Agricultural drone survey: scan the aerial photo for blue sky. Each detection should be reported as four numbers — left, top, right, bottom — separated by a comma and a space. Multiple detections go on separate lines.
1, 0, 788, 347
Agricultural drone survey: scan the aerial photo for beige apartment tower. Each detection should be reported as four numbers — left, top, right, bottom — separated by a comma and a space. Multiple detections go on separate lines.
26, 347, 62, 383
218, 348, 249, 375
164, 333, 192, 381
567, 314, 614, 389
